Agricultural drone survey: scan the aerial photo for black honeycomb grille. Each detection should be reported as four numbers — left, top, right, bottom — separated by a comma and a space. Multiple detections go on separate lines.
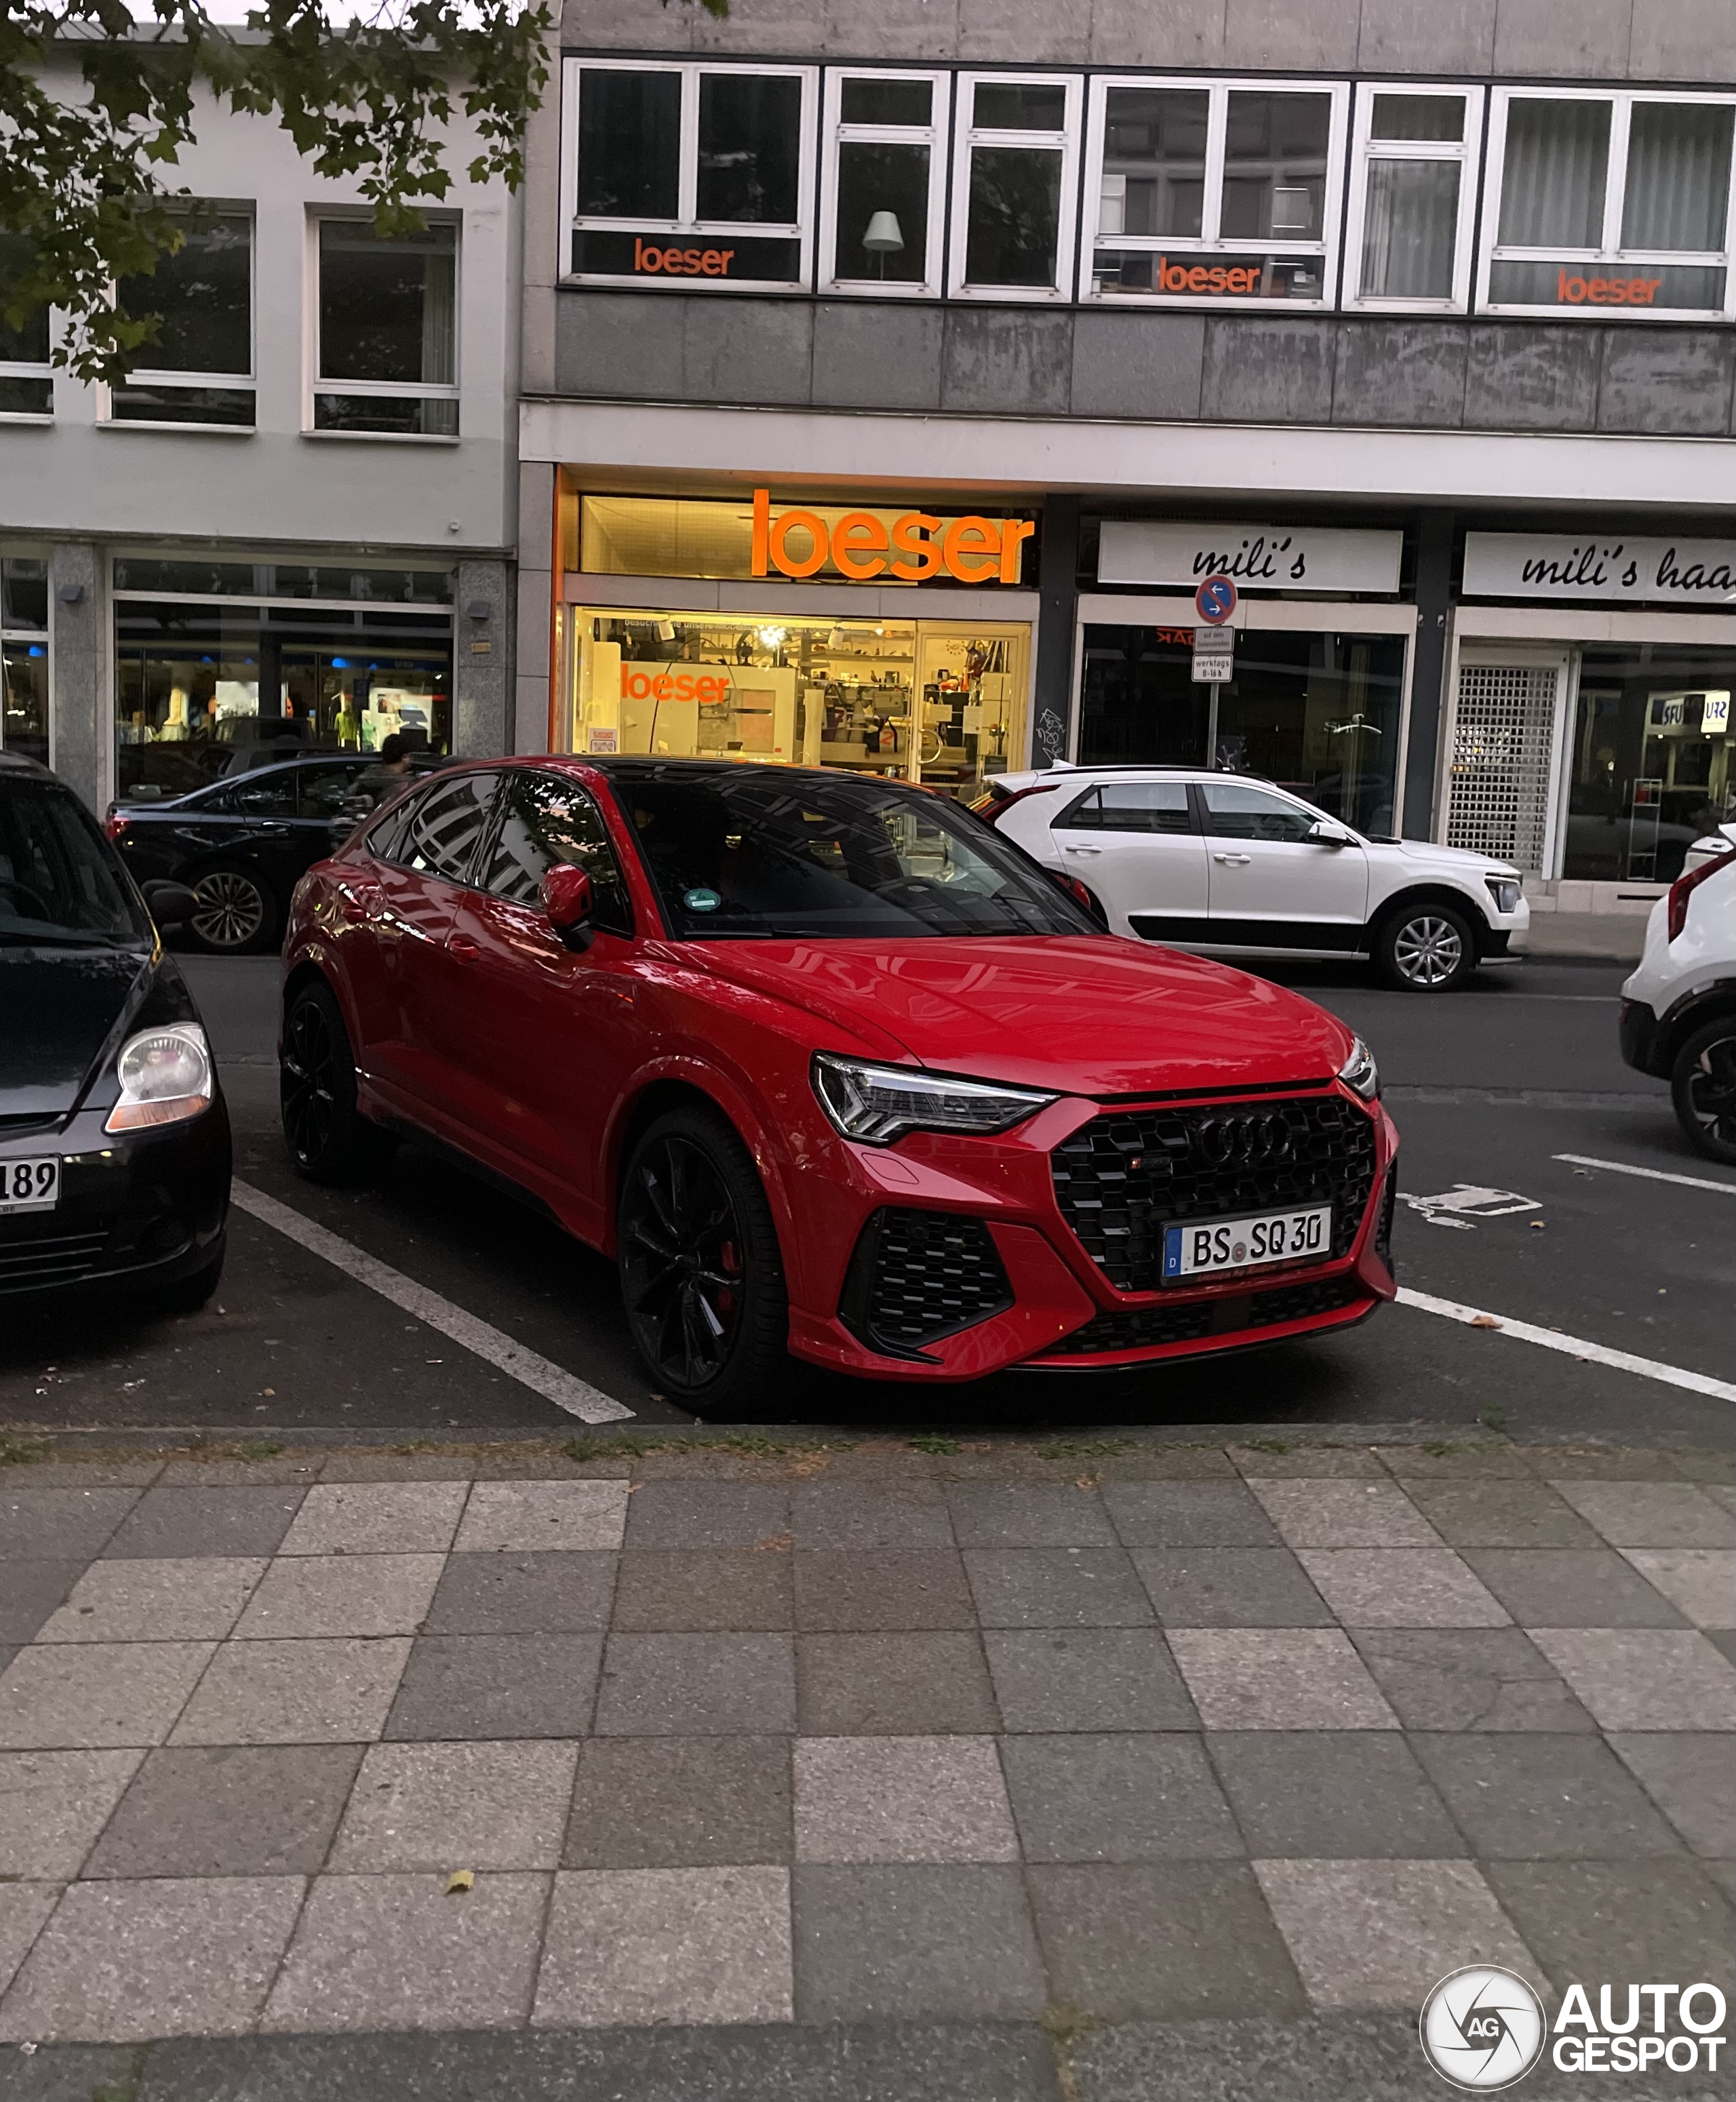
841, 1208, 1013, 1355
1248, 1274, 1368, 1328
1050, 1094, 1378, 1294
1040, 1271, 1368, 1359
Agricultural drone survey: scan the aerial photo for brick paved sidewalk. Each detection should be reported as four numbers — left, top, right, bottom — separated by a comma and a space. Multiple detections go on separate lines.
0, 1431, 1731, 2102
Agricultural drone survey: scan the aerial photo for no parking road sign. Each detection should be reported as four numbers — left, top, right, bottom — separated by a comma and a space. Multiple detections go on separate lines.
1194, 574, 1237, 624
1191, 575, 1236, 682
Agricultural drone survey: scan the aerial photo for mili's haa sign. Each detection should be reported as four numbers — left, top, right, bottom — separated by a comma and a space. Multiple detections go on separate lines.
1463, 534, 1736, 606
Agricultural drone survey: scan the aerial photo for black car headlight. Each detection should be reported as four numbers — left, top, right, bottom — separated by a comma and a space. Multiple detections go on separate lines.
105, 1024, 215, 1133
1337, 1035, 1380, 1102
1485, 877, 1522, 916
812, 1053, 1056, 1146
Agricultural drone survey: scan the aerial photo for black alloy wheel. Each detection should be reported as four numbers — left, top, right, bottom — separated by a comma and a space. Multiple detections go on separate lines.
618, 1106, 787, 1417
1375, 901, 1476, 992
191, 867, 277, 953
280, 980, 395, 1185
1672, 1017, 1736, 1166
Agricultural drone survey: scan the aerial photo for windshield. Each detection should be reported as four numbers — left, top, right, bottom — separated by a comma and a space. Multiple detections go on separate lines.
609, 764, 1099, 941
0, 780, 153, 947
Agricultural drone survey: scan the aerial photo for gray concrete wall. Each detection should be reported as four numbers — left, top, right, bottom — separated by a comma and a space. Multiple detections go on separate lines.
551, 295, 1736, 438
48, 544, 104, 810
558, 0, 1730, 80
454, 559, 515, 759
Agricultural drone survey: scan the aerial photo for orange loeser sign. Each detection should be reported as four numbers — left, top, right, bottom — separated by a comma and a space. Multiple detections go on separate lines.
751, 490, 1035, 584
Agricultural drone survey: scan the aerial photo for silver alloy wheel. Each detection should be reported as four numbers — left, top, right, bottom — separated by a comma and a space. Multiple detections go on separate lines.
192, 871, 267, 949
1392, 913, 1464, 987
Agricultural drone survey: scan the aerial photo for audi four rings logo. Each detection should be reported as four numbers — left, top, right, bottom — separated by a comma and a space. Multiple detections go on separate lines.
1193, 1114, 1294, 1165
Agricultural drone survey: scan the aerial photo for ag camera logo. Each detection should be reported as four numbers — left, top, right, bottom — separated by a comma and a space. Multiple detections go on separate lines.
1420, 1967, 1546, 2090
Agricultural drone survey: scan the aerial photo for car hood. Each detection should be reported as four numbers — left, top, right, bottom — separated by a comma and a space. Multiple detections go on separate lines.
1379, 838, 1519, 877
684, 935, 1356, 1096
1, 945, 195, 1120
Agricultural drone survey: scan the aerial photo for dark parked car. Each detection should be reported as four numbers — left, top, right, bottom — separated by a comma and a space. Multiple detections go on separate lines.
0, 753, 230, 1309
106, 752, 443, 953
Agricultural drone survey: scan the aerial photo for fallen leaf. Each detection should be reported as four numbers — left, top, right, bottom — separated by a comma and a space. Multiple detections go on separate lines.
445, 1869, 475, 1895
751, 1531, 793, 1553
1469, 1315, 1501, 1330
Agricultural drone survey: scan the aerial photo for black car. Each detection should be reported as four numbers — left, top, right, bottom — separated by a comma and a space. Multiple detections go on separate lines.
107, 752, 441, 953
1, 753, 231, 1309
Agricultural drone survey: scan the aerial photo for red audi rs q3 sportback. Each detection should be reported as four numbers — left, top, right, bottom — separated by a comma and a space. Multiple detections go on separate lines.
279, 759, 1398, 1414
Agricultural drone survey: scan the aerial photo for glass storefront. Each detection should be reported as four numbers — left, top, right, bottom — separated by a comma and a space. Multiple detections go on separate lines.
113, 596, 454, 799
1, 557, 50, 765
568, 606, 1030, 797
1078, 624, 1406, 835
1564, 642, 1735, 881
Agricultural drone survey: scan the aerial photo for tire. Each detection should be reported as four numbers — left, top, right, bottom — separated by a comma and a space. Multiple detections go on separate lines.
189, 865, 279, 954
617, 1105, 788, 1420
151, 1240, 225, 1317
1373, 900, 1477, 992
1671, 1015, 1736, 1166
281, 980, 397, 1185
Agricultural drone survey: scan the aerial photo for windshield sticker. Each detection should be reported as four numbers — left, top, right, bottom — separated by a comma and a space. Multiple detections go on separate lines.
683, 888, 722, 913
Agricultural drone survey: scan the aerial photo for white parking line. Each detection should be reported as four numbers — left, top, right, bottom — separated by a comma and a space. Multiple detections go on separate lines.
230, 1180, 635, 1425
1554, 1153, 1736, 1197
1396, 1286, 1736, 1405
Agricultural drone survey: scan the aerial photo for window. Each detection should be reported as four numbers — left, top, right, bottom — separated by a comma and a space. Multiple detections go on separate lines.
314, 220, 458, 437
483, 772, 633, 936
564, 60, 817, 290
296, 763, 372, 818
389, 772, 498, 883
108, 210, 254, 427
1481, 90, 1736, 320
1, 557, 49, 765
0, 237, 52, 418
949, 74, 1082, 300
224, 772, 300, 817
821, 71, 949, 295
1198, 780, 1320, 842
1057, 781, 1193, 833
1345, 87, 1482, 311
1082, 77, 1346, 305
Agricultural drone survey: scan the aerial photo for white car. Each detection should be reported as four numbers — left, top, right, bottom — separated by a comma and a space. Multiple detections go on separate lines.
1682, 821, 1736, 875
1620, 844, 1736, 1164
976, 766, 1527, 993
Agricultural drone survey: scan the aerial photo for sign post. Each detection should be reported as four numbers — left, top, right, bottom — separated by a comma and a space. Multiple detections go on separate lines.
1191, 576, 1237, 766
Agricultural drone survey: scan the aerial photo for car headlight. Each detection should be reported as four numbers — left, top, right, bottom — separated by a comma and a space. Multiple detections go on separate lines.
1485, 877, 1522, 916
104, 1024, 214, 1133
812, 1052, 1056, 1145
1337, 1035, 1380, 1102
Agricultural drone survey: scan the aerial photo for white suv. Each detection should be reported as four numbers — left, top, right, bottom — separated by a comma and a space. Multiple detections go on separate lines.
977, 766, 1527, 993
1621, 846, 1736, 1164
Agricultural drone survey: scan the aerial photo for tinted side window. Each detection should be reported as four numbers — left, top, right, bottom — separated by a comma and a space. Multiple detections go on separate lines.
226, 772, 298, 818
296, 764, 368, 818
392, 772, 498, 884
1198, 782, 1319, 843
483, 773, 633, 937
1059, 782, 1192, 834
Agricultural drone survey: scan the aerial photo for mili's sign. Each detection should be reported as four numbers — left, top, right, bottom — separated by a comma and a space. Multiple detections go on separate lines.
1463, 534, 1736, 606
1098, 521, 1402, 595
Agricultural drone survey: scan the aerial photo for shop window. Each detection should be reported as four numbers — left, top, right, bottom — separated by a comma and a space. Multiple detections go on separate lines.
1345, 87, 1482, 311
1480, 90, 1736, 320
564, 60, 816, 290
106, 210, 254, 428
313, 220, 459, 437
1565, 646, 1735, 883
1082, 77, 1345, 306
949, 74, 1082, 301
111, 557, 453, 603
0, 557, 49, 766
821, 70, 950, 296
0, 235, 53, 418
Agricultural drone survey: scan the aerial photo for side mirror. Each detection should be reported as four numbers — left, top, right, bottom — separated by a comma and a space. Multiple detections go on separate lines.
540, 862, 595, 951
1307, 820, 1354, 847
142, 879, 200, 930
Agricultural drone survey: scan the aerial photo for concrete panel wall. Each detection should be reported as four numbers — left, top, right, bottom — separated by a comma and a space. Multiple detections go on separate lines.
48, 545, 102, 810
551, 291, 1736, 441
454, 559, 514, 759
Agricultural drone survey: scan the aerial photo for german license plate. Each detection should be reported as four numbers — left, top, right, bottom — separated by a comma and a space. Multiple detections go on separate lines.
1163, 1203, 1330, 1281
0, 1157, 60, 1215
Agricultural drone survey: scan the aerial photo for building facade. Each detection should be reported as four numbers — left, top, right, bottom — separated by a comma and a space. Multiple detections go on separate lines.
519, 0, 1736, 901
0, 72, 521, 814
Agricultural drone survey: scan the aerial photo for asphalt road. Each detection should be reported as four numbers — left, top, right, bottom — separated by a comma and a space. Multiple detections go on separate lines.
5, 949, 1731, 1449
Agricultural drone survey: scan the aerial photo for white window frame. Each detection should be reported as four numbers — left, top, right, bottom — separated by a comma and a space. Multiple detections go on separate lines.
948, 71, 1083, 304
561, 58, 819, 294
818, 67, 950, 298
1343, 83, 1484, 314
1478, 85, 1736, 324
95, 205, 256, 432
305, 210, 462, 443
1078, 75, 1348, 309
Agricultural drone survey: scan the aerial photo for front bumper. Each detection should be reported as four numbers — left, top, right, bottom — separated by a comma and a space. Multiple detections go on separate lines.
785, 1086, 1398, 1383
1619, 998, 1665, 1077
0, 1097, 232, 1298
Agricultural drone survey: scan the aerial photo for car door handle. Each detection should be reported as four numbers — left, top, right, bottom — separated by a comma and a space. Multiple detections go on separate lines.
1212, 853, 1252, 865
449, 936, 481, 960
1063, 844, 1103, 855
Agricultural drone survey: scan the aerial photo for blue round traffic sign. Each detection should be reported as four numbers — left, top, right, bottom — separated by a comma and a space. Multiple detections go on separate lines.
1195, 575, 1237, 624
